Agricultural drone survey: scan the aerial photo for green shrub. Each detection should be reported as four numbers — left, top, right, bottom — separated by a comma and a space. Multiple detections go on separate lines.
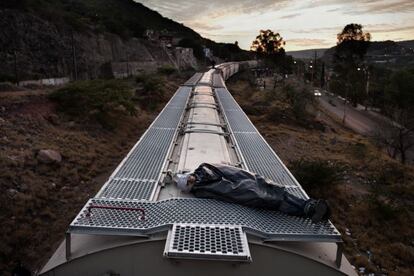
135, 74, 165, 111
350, 142, 368, 159
136, 74, 163, 92
370, 198, 401, 221
283, 84, 313, 120
50, 80, 136, 126
291, 159, 342, 191
157, 65, 177, 76
372, 163, 406, 186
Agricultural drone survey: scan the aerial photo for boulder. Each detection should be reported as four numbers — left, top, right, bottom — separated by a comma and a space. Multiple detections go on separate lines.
37, 149, 62, 164
7, 188, 18, 198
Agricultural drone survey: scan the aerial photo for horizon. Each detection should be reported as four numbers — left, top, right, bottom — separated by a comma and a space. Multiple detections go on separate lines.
136, 0, 414, 51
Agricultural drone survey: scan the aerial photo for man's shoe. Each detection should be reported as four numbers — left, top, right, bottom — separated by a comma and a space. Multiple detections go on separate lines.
304, 199, 331, 223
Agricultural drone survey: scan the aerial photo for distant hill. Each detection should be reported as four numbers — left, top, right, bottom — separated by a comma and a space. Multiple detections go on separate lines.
287, 48, 328, 60
288, 40, 414, 69
288, 40, 414, 61
320, 40, 414, 68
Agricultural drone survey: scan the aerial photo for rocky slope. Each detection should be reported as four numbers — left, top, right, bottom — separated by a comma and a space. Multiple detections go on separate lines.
0, 9, 196, 82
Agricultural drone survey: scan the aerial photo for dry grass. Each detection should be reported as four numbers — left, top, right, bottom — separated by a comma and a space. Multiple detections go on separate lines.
227, 71, 414, 275
0, 73, 188, 274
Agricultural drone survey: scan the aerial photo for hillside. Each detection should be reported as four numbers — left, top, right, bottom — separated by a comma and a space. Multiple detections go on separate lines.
288, 40, 414, 68
0, 0, 249, 82
287, 48, 328, 60
1, 0, 202, 40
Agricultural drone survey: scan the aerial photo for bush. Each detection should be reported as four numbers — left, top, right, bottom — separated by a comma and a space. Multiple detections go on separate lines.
136, 74, 163, 92
135, 74, 165, 111
370, 198, 401, 221
350, 142, 368, 159
50, 80, 136, 127
291, 159, 342, 191
372, 163, 406, 186
157, 65, 177, 76
283, 84, 314, 120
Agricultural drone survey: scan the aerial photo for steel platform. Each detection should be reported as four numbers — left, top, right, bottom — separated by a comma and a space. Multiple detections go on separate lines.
164, 223, 251, 262
70, 198, 341, 242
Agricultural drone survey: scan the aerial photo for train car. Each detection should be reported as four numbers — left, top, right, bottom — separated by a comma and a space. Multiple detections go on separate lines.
40, 62, 356, 276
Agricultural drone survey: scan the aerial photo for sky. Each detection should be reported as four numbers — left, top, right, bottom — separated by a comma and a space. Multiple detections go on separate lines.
136, 0, 414, 51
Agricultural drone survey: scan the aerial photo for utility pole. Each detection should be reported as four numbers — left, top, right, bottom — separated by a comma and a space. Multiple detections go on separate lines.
320, 62, 325, 89
14, 50, 18, 85
313, 50, 317, 86
365, 68, 370, 110
310, 62, 314, 85
126, 48, 130, 78
71, 32, 78, 81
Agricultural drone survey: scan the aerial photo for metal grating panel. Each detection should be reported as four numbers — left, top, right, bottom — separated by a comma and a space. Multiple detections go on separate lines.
184, 73, 203, 86
234, 132, 307, 198
99, 179, 156, 200
198, 70, 214, 85
70, 198, 341, 242
113, 128, 176, 180
216, 87, 307, 199
96, 86, 191, 200
164, 224, 251, 261
213, 74, 226, 88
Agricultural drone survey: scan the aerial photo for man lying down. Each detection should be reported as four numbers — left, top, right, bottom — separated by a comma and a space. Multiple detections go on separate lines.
174, 163, 330, 223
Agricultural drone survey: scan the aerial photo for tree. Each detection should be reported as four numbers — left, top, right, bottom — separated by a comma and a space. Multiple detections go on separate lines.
373, 110, 414, 164
337, 24, 371, 44
250, 30, 291, 73
331, 24, 371, 106
374, 70, 414, 164
385, 70, 414, 110
250, 29, 285, 54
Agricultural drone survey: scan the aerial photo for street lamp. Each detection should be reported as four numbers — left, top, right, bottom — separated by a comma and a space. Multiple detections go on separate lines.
309, 65, 314, 85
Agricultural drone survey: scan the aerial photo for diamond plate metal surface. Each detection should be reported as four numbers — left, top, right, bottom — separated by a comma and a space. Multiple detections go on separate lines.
96, 87, 191, 200
164, 224, 251, 261
70, 198, 341, 242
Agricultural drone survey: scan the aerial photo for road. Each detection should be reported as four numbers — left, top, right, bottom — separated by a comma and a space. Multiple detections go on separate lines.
316, 90, 414, 163
317, 92, 380, 135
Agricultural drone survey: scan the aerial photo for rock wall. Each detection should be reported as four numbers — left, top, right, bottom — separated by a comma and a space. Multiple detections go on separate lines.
0, 9, 198, 82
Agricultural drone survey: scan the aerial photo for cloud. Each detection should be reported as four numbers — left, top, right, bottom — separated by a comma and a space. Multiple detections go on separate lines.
364, 24, 414, 33
189, 21, 224, 31
137, 0, 290, 22
286, 38, 332, 47
279, 13, 301, 19
136, 0, 414, 51
301, 0, 414, 14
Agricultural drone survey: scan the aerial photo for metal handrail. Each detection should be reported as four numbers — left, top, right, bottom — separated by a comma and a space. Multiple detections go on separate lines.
86, 205, 146, 220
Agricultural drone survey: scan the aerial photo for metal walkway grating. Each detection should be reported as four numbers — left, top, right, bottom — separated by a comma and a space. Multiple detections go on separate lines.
234, 132, 307, 198
70, 198, 341, 242
112, 128, 176, 180
184, 73, 203, 86
164, 224, 251, 261
213, 73, 226, 88
215, 87, 307, 198
99, 179, 156, 200
96, 86, 191, 200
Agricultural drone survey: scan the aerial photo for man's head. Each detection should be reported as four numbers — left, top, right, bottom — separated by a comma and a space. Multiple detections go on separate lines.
174, 173, 196, 192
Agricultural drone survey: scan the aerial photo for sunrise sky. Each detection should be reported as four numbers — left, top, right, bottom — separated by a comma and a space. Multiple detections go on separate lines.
137, 0, 414, 51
